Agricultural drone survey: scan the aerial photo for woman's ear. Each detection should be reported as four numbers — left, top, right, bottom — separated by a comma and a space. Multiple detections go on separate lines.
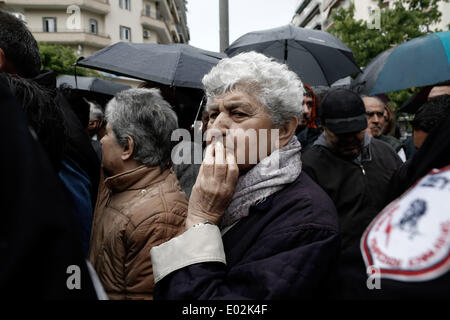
121, 136, 135, 161
279, 116, 299, 147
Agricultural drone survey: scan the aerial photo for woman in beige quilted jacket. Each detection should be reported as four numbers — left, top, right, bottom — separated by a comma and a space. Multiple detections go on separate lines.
89, 88, 188, 300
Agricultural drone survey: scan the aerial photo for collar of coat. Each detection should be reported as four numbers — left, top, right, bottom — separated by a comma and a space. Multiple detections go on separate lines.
104, 165, 171, 192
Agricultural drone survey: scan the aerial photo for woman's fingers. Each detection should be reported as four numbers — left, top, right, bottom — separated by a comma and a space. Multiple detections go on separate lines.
226, 146, 239, 185
186, 136, 238, 229
202, 143, 214, 177
198, 136, 238, 190
214, 140, 227, 179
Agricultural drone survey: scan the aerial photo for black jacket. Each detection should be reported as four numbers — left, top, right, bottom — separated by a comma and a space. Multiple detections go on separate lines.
33, 71, 100, 207
302, 135, 402, 249
295, 125, 322, 152
154, 172, 340, 299
0, 76, 99, 299
335, 114, 450, 300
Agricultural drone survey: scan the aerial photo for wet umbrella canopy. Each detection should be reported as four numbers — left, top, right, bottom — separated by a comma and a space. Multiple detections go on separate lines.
353, 31, 450, 95
76, 42, 227, 90
225, 24, 361, 86
56, 75, 131, 96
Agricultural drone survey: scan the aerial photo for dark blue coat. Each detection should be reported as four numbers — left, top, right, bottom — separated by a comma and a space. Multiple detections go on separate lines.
154, 171, 340, 300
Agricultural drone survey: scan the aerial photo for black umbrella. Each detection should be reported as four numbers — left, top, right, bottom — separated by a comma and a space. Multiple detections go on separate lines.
76, 42, 227, 90
56, 75, 131, 96
225, 24, 361, 86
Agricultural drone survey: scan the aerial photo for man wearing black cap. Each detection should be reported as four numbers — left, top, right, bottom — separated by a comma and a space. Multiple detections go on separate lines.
302, 88, 403, 250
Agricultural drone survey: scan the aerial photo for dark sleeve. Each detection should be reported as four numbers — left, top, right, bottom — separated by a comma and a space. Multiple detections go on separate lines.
0, 77, 98, 299
154, 225, 339, 300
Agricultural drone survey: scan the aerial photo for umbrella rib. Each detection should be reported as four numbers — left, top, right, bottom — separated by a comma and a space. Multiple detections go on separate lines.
289, 41, 331, 86
231, 39, 285, 57
171, 50, 184, 87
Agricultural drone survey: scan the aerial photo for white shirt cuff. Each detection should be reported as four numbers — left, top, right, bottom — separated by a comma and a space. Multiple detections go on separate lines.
150, 223, 226, 284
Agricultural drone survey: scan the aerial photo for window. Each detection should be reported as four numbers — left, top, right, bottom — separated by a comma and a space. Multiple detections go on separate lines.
143, 29, 150, 39
120, 26, 131, 41
119, 0, 131, 10
90, 19, 98, 35
43, 17, 56, 32
145, 4, 151, 17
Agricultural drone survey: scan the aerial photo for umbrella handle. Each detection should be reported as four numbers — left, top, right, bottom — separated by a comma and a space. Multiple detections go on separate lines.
74, 66, 78, 89
284, 39, 288, 63
73, 56, 85, 90
192, 95, 206, 127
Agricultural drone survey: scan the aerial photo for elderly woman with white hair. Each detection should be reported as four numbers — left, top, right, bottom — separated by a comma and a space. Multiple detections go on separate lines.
150, 52, 340, 299
89, 88, 188, 300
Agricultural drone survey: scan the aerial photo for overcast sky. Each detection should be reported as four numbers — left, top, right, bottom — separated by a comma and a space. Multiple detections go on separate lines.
186, 0, 300, 52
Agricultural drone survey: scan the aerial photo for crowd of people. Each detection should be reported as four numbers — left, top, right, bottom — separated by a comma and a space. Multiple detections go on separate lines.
0, 9, 449, 300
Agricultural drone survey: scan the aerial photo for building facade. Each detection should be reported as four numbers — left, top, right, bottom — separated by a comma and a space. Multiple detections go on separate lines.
291, 0, 450, 32
0, 0, 190, 57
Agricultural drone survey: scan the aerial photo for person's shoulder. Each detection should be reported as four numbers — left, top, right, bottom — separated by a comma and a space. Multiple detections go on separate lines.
302, 144, 337, 173
143, 170, 188, 219
371, 138, 403, 166
302, 144, 329, 160
371, 136, 396, 151
270, 171, 339, 232
378, 134, 403, 151
380, 134, 401, 144
371, 137, 401, 158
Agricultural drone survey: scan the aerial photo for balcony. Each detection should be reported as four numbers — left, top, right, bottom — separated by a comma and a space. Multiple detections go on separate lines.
154, 0, 175, 23
168, 0, 180, 24
140, 11, 171, 43
167, 21, 180, 43
4, 0, 110, 15
32, 28, 111, 48
176, 24, 189, 43
300, 3, 321, 28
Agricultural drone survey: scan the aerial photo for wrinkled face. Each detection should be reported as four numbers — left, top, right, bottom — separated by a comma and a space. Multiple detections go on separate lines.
100, 123, 125, 176
206, 90, 275, 174
324, 127, 365, 160
300, 95, 313, 125
363, 97, 386, 137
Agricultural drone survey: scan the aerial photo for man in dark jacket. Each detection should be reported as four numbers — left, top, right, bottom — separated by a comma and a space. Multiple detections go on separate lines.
362, 95, 406, 161
302, 88, 403, 250
335, 111, 450, 300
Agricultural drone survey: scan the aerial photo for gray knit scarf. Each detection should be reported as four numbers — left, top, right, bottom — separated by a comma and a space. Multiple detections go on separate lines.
219, 135, 303, 229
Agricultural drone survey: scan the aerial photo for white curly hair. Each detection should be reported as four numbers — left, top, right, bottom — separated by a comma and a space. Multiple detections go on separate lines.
202, 51, 304, 127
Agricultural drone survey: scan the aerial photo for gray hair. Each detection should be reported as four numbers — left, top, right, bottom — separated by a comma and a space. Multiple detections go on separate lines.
202, 51, 304, 127
105, 88, 178, 169
88, 101, 104, 121
360, 95, 386, 110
